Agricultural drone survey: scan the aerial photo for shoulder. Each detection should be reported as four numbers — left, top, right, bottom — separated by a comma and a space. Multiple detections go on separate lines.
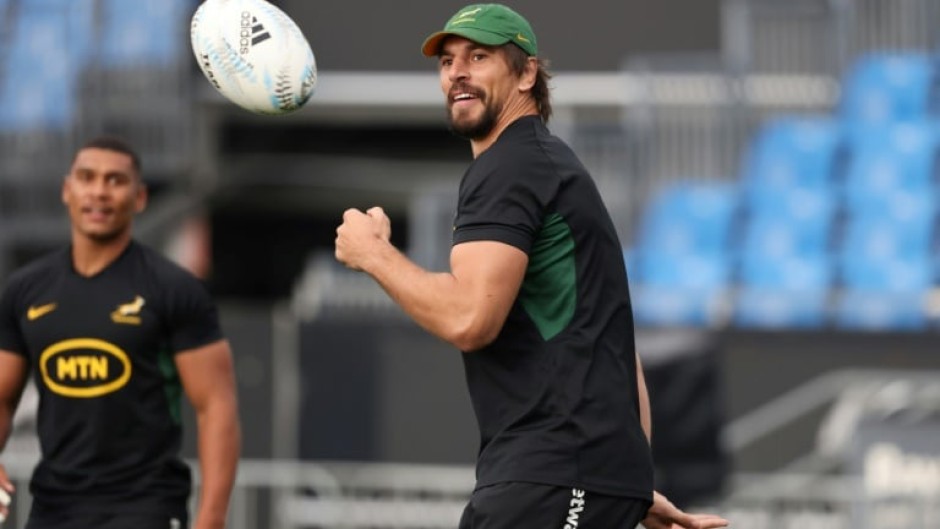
471, 117, 569, 186
491, 117, 571, 168
2, 247, 68, 292
130, 241, 195, 279
124, 243, 219, 324
129, 242, 202, 285
491, 116, 546, 152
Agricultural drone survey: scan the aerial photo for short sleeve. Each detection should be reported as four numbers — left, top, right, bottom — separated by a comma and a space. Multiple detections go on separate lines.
0, 280, 27, 355
453, 151, 559, 254
163, 272, 223, 353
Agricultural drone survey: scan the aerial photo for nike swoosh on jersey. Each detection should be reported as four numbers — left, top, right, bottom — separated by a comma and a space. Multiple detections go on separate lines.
27, 303, 57, 321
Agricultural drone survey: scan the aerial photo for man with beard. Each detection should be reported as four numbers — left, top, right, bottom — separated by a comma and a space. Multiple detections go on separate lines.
335, 4, 729, 528
0, 137, 240, 529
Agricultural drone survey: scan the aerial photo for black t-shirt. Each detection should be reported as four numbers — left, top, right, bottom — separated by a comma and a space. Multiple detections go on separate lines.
0, 241, 223, 515
453, 116, 654, 500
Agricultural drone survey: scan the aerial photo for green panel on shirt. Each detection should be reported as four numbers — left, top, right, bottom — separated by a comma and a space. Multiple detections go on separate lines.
520, 213, 577, 341
158, 347, 183, 425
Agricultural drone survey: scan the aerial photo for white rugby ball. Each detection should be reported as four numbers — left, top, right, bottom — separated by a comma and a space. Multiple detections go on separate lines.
191, 0, 317, 115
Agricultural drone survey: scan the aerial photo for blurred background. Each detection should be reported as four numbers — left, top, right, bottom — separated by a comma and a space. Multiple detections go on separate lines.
2, 0, 940, 527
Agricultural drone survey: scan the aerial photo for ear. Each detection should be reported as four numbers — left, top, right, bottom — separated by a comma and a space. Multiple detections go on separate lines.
61, 175, 70, 205
135, 183, 149, 213
517, 56, 538, 92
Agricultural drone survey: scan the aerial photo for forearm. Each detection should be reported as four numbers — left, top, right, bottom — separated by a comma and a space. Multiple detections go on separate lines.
635, 353, 652, 444
0, 410, 11, 453
194, 399, 240, 529
362, 241, 481, 349
0, 352, 28, 454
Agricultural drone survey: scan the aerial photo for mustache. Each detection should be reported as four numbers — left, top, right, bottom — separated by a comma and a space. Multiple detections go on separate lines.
449, 83, 484, 101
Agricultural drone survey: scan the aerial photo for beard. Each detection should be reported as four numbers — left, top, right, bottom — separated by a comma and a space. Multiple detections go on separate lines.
446, 89, 500, 140
72, 208, 133, 243
85, 227, 126, 243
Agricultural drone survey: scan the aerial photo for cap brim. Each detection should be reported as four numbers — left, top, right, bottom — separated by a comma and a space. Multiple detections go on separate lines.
421, 28, 513, 57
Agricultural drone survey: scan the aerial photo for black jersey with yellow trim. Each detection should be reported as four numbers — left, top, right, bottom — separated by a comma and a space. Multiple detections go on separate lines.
0, 241, 223, 515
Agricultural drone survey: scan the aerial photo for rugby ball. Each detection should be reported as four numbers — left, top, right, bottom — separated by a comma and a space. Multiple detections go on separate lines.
190, 0, 317, 115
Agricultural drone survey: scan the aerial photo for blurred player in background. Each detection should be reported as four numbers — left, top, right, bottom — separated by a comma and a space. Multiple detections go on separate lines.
0, 137, 240, 529
336, 3, 729, 528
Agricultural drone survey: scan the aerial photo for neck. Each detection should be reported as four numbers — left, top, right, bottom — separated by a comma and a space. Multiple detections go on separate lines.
470, 99, 539, 158
71, 231, 132, 277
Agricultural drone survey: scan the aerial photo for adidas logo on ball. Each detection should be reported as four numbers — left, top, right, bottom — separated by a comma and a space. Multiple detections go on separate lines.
239, 11, 271, 55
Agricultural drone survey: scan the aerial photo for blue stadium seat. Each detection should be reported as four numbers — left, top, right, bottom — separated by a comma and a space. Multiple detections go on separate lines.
839, 52, 936, 127
841, 121, 939, 218
740, 215, 830, 261
747, 183, 837, 221
836, 290, 930, 330
739, 252, 832, 290
835, 251, 933, 331
839, 215, 933, 266
741, 117, 842, 202
630, 181, 737, 327
630, 252, 731, 327
841, 255, 933, 292
733, 183, 836, 328
99, 0, 189, 65
0, 9, 75, 129
636, 181, 738, 258
65, 0, 97, 64
733, 250, 832, 329
734, 288, 831, 329
740, 190, 835, 258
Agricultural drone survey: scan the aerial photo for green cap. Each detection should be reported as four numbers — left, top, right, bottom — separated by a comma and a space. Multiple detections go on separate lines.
421, 3, 538, 57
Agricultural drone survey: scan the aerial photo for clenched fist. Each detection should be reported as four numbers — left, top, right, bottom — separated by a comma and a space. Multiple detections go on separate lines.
335, 206, 392, 271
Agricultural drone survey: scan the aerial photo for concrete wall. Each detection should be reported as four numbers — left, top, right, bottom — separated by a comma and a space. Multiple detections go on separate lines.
279, 0, 721, 72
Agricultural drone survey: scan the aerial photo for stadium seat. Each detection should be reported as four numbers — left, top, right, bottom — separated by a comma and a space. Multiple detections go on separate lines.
65, 0, 97, 64
733, 179, 837, 328
740, 117, 842, 203
733, 248, 832, 328
99, 0, 189, 65
840, 254, 933, 293
835, 289, 931, 331
841, 121, 939, 219
740, 190, 835, 257
839, 52, 936, 128
630, 181, 737, 327
636, 181, 738, 258
630, 252, 731, 328
0, 10, 74, 129
832, 201, 936, 331
838, 215, 934, 267
734, 287, 831, 329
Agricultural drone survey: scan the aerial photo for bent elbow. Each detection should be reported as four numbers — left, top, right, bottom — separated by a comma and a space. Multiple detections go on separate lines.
450, 324, 499, 353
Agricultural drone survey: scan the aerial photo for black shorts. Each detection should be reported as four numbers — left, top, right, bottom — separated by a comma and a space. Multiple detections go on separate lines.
459, 482, 651, 529
26, 512, 188, 529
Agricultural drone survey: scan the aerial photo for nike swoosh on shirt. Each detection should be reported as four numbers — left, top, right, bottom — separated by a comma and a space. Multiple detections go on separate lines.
27, 303, 57, 321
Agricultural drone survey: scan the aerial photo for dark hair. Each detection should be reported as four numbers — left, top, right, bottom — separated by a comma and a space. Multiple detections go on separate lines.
503, 44, 553, 124
77, 136, 142, 173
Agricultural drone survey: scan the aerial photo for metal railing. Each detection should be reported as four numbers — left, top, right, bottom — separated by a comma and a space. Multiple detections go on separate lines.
0, 453, 474, 529
3, 454, 938, 529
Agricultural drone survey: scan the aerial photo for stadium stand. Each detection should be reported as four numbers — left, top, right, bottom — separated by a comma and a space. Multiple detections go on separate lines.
630, 48, 940, 331
731, 117, 841, 328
